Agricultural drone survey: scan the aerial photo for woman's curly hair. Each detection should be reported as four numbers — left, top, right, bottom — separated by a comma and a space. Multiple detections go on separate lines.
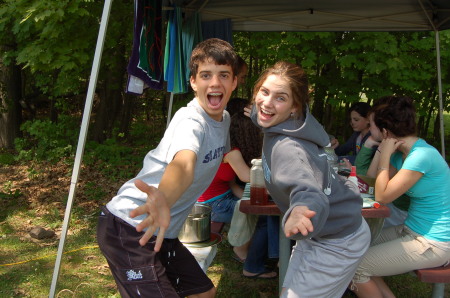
229, 112, 263, 166
371, 96, 417, 137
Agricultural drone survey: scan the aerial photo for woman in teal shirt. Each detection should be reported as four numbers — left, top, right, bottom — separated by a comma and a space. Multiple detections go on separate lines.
351, 96, 450, 298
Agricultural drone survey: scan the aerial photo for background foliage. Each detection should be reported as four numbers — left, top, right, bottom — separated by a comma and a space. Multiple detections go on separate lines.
1, 0, 449, 155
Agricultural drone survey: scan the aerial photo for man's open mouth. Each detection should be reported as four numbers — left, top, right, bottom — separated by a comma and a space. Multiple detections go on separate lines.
208, 92, 223, 108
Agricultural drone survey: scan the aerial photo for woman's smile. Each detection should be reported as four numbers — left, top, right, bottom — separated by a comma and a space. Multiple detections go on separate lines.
255, 74, 296, 128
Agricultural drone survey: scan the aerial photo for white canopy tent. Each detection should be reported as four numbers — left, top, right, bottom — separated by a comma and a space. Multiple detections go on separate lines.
49, 0, 449, 296
189, 0, 450, 32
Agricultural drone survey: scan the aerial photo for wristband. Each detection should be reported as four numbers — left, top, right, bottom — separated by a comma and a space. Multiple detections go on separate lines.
377, 167, 388, 171
376, 149, 381, 154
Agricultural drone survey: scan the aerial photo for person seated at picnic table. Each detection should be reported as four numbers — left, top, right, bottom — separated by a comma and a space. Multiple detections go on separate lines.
337, 108, 409, 227
358, 122, 410, 228
335, 102, 372, 164
197, 102, 279, 279
351, 95, 450, 298
338, 133, 382, 177
250, 61, 371, 297
353, 134, 380, 176
337, 104, 409, 228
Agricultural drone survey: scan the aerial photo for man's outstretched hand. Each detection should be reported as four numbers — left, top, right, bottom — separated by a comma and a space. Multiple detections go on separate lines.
129, 179, 170, 251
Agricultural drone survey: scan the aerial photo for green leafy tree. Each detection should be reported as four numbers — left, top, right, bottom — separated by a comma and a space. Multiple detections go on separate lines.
1, 4, 448, 156
0, 0, 135, 148
234, 30, 448, 147
0, 0, 25, 148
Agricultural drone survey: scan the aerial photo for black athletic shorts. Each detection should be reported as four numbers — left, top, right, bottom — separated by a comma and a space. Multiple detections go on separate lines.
97, 206, 214, 298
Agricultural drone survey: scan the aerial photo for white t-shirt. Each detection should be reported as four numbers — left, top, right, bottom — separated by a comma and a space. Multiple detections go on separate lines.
106, 99, 230, 238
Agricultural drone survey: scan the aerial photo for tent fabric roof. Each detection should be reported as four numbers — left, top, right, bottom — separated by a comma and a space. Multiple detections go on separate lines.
170, 0, 450, 32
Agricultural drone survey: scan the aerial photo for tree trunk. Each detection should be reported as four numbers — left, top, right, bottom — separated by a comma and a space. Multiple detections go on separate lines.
324, 102, 333, 132
433, 107, 440, 144
119, 92, 134, 138
424, 104, 434, 139
91, 75, 123, 143
0, 47, 22, 149
341, 101, 351, 142
91, 44, 128, 143
312, 64, 329, 122
247, 55, 254, 100
417, 114, 425, 137
418, 86, 435, 138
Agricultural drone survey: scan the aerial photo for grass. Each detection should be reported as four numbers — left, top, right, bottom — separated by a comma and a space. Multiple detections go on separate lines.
1, 159, 449, 297
0, 207, 116, 297
0, 216, 447, 297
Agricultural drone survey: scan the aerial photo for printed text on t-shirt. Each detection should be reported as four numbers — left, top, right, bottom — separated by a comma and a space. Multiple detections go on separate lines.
202, 146, 226, 163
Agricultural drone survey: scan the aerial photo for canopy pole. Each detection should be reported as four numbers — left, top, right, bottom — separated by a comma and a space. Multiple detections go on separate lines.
418, 0, 445, 158
48, 0, 113, 297
435, 30, 445, 158
166, 92, 174, 128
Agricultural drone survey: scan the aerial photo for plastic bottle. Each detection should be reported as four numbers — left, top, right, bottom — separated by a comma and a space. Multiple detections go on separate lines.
324, 146, 339, 173
250, 159, 268, 205
348, 166, 358, 186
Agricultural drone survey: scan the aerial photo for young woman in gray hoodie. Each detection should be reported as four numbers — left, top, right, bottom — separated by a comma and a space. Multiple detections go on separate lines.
250, 61, 371, 297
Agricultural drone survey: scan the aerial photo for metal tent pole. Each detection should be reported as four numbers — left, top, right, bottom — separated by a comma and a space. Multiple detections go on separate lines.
435, 30, 445, 158
419, 0, 446, 158
166, 92, 174, 128
48, 0, 113, 296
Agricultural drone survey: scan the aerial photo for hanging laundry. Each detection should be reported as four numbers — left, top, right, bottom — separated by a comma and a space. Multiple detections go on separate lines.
126, 0, 163, 95
164, 6, 187, 94
182, 12, 203, 84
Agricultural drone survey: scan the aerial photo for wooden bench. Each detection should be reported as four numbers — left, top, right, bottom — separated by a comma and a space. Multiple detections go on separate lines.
414, 264, 450, 298
210, 221, 225, 234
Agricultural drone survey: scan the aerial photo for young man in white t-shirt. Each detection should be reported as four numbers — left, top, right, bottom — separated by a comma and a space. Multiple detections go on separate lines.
97, 38, 238, 298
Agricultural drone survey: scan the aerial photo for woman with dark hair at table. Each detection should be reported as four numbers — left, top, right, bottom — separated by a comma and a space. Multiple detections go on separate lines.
250, 61, 371, 297
335, 102, 372, 164
351, 95, 450, 298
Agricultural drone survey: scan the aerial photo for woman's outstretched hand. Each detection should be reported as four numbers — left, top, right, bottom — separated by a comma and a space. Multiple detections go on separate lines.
284, 206, 316, 237
129, 179, 171, 251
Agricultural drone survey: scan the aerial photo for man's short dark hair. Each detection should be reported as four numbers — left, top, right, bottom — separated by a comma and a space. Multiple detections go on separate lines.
189, 38, 238, 78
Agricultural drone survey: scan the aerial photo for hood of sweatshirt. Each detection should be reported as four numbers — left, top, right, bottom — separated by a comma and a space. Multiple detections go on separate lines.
250, 105, 330, 148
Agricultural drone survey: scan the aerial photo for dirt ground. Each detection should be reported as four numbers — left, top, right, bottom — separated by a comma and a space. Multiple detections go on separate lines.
0, 161, 122, 234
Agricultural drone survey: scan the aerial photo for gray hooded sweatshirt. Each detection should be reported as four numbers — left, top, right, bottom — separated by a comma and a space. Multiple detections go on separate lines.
251, 107, 363, 240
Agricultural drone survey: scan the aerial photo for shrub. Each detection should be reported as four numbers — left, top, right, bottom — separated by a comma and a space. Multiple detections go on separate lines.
14, 115, 78, 162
